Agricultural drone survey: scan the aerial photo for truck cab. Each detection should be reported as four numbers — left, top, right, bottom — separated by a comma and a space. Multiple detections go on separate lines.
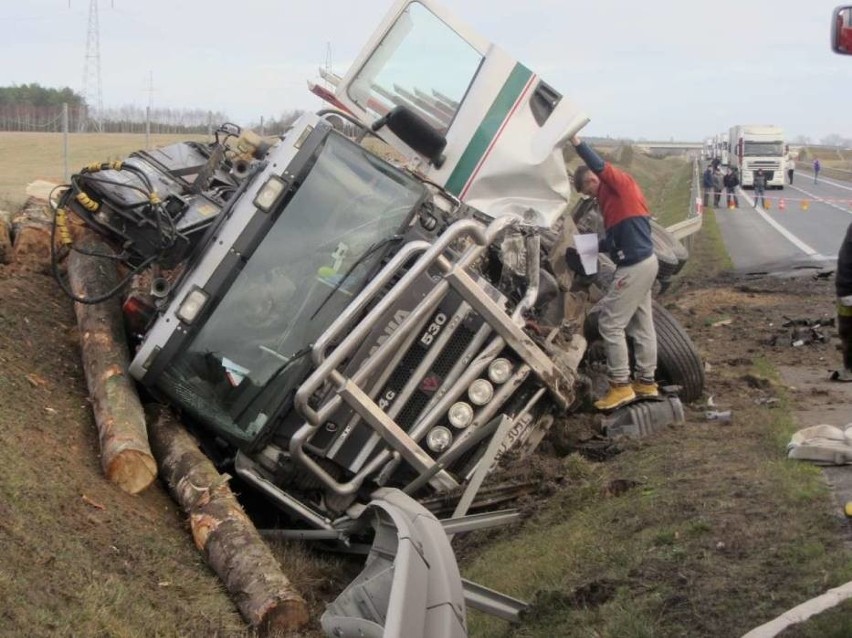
58, 0, 594, 533
58, 0, 700, 543
729, 124, 785, 189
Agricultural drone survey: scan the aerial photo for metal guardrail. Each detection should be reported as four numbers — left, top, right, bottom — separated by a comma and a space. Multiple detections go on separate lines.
664, 157, 703, 243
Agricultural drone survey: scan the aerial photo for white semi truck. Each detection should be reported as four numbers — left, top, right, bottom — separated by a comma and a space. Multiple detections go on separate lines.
716, 132, 729, 166
728, 124, 785, 189
51, 1, 704, 633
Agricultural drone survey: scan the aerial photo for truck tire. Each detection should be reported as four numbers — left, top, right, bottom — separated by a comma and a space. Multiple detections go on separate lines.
651, 300, 704, 402
583, 302, 705, 403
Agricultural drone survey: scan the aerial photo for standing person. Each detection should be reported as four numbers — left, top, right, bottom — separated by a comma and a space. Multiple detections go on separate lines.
570, 135, 659, 411
787, 155, 796, 185
833, 222, 852, 382
712, 167, 724, 208
724, 167, 740, 208
753, 169, 767, 208
702, 164, 713, 209
814, 158, 821, 184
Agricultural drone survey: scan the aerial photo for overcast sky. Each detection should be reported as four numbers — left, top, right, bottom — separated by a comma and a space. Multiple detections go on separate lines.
1, 0, 850, 142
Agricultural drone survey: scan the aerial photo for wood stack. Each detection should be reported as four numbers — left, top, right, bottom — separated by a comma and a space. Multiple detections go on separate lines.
146, 405, 311, 634
67, 234, 157, 494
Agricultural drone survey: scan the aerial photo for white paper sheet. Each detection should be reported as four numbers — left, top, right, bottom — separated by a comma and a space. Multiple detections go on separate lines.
573, 233, 599, 275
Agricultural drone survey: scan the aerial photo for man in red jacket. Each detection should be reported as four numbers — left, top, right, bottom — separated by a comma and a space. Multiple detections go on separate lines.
571, 135, 659, 410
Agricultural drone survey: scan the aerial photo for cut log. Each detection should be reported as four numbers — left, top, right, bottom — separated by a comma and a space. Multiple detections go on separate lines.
12, 222, 52, 270
146, 404, 310, 634
0, 213, 11, 264
67, 235, 157, 494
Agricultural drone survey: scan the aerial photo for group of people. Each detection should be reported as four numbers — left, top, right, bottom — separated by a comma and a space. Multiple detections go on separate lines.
703, 162, 741, 209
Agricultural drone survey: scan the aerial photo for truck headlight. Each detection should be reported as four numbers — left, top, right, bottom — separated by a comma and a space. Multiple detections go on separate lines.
176, 287, 209, 324
468, 379, 494, 406
448, 402, 474, 429
488, 358, 513, 384
426, 426, 453, 453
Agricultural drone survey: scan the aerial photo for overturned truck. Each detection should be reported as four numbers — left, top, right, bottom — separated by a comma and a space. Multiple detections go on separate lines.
53, 0, 703, 634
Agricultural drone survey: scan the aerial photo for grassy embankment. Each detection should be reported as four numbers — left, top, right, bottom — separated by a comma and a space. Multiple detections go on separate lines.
3, 134, 850, 636
0, 132, 208, 211
797, 147, 851, 182
463, 148, 852, 637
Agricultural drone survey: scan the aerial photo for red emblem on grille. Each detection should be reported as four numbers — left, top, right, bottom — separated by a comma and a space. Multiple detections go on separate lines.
420, 375, 441, 393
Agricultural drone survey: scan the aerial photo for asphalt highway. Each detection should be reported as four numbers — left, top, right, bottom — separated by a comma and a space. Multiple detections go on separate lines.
714, 167, 852, 274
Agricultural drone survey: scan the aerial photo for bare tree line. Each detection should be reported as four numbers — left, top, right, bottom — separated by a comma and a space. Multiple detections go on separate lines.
0, 103, 231, 134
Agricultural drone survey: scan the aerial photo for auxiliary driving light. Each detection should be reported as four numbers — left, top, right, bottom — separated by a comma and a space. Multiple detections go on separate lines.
426, 426, 453, 453
468, 379, 494, 406
487, 358, 513, 384
253, 175, 287, 212
448, 402, 474, 429
176, 287, 209, 324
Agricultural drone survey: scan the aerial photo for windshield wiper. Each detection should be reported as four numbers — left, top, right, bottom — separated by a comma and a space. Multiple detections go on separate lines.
310, 234, 404, 320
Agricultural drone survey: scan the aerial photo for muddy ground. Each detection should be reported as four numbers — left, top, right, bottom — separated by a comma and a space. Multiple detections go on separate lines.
1, 249, 851, 635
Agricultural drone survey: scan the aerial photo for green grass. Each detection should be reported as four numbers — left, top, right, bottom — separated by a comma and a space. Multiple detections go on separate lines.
0, 132, 208, 211
463, 402, 852, 637
676, 206, 734, 282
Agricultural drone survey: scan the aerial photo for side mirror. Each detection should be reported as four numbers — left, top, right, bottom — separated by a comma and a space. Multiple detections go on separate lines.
371, 105, 447, 168
832, 5, 852, 54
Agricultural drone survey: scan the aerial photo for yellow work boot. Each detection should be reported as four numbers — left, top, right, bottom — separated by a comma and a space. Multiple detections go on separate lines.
594, 383, 636, 411
632, 378, 659, 399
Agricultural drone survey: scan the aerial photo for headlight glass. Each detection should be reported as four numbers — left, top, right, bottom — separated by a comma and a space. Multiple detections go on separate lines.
448, 402, 474, 429
468, 379, 494, 406
426, 426, 453, 453
488, 358, 513, 384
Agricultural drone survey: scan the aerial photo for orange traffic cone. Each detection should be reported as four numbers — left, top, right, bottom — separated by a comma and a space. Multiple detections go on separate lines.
765, 198, 772, 210
801, 199, 810, 211
779, 198, 786, 211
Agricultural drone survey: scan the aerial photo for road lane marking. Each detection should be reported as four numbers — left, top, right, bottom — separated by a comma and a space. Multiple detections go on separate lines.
736, 188, 827, 259
789, 184, 852, 215
793, 171, 852, 193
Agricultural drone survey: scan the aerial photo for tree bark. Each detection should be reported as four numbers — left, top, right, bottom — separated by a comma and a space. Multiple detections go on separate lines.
67, 236, 157, 494
146, 404, 310, 635
0, 215, 11, 264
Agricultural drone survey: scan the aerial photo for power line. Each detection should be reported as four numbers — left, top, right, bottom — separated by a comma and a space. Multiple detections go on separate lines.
77, 0, 114, 132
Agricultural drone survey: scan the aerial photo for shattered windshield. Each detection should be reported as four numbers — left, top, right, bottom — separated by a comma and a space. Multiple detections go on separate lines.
348, 1, 483, 131
743, 141, 784, 156
157, 133, 425, 443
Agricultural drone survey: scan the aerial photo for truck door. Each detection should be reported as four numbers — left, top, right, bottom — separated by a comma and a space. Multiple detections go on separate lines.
335, 0, 589, 227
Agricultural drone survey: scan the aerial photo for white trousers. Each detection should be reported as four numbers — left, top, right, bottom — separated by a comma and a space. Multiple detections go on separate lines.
598, 254, 659, 383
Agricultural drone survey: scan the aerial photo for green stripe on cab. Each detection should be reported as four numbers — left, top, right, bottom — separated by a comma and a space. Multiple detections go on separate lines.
445, 63, 533, 196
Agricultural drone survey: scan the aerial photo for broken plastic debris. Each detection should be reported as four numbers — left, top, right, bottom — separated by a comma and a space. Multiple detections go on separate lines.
787, 423, 852, 465
710, 318, 732, 327
705, 410, 732, 423
755, 397, 780, 407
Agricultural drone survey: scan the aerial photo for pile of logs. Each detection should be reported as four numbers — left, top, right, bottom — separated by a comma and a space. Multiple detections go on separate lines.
0, 181, 60, 269
12, 184, 310, 635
